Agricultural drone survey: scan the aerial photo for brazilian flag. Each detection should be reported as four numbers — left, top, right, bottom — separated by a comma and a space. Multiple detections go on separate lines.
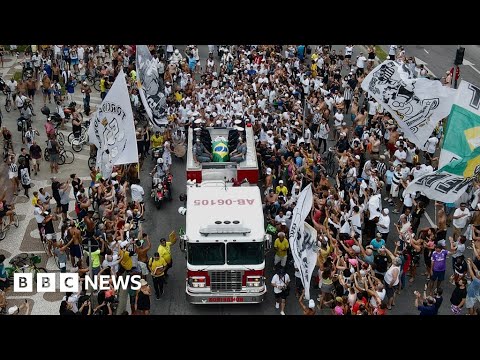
212, 140, 229, 162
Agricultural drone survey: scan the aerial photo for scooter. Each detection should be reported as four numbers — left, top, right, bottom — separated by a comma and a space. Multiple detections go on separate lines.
162, 173, 173, 201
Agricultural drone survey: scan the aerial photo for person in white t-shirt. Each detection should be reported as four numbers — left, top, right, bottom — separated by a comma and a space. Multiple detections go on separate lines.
344, 45, 354, 67
130, 179, 145, 205
388, 45, 398, 60
271, 267, 290, 315
356, 52, 367, 75
393, 144, 407, 166
452, 203, 470, 240
424, 135, 439, 165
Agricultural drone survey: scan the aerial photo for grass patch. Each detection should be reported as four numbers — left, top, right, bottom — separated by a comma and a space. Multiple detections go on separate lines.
375, 45, 388, 62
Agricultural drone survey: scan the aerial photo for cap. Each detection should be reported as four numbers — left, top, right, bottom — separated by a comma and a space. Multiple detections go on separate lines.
348, 258, 358, 267
281, 221, 287, 226
267, 130, 273, 134
355, 155, 360, 160
266, 168, 272, 175
383, 208, 389, 215
286, 211, 292, 218
111, 172, 118, 177
140, 279, 148, 287
352, 244, 361, 253
376, 232, 382, 237
279, 180, 284, 184
340, 132, 346, 136
335, 296, 343, 303
308, 299, 315, 309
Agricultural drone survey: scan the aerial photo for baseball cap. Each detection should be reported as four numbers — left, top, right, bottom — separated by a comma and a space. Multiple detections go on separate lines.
281, 221, 287, 226
279, 180, 284, 184
308, 299, 315, 309
383, 208, 389, 215
286, 211, 292, 218
266, 168, 272, 175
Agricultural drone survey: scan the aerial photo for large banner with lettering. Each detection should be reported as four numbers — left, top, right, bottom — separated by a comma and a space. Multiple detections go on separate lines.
439, 81, 480, 169
88, 69, 138, 179
289, 184, 318, 300
361, 60, 456, 150
136, 45, 168, 127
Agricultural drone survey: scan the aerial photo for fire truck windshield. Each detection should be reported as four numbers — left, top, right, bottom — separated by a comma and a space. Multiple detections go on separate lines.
227, 242, 264, 265
188, 243, 225, 265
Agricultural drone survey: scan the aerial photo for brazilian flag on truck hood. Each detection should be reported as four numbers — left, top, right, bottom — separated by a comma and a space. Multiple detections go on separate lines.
212, 140, 229, 162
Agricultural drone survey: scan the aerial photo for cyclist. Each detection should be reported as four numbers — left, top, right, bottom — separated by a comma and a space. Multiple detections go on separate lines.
71, 109, 82, 139
0, 191, 16, 227
2, 126, 13, 150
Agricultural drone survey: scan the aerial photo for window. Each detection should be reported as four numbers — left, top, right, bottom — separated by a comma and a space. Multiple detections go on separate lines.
227, 242, 264, 265
187, 243, 225, 266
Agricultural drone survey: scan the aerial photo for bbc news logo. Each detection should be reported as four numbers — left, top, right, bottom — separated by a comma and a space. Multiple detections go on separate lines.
13, 273, 142, 292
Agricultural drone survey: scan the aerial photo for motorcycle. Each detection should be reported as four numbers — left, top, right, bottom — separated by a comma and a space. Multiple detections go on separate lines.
151, 174, 166, 209
152, 146, 164, 161
162, 173, 173, 201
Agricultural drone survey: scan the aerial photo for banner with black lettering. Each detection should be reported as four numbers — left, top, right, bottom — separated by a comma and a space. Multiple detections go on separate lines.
136, 45, 168, 127
88, 69, 138, 179
361, 60, 456, 150
404, 170, 477, 203
289, 184, 318, 300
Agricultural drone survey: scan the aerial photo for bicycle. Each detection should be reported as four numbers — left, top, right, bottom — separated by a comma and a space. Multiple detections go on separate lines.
4, 88, 12, 112
5, 253, 47, 284
44, 142, 75, 165
0, 209, 19, 241
71, 131, 89, 152
324, 147, 337, 177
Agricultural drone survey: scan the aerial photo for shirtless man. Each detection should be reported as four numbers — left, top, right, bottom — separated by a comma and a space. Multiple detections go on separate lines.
65, 222, 83, 267
135, 234, 152, 279
84, 211, 95, 237
436, 202, 447, 245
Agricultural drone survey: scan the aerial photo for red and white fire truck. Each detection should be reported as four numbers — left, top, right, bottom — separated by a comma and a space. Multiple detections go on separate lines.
180, 125, 270, 304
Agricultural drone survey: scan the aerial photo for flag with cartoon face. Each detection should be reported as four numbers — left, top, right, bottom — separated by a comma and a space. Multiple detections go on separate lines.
88, 69, 138, 179
136, 45, 168, 127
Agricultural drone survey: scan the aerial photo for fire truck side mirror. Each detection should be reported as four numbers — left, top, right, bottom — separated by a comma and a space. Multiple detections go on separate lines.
264, 234, 272, 251
179, 235, 187, 252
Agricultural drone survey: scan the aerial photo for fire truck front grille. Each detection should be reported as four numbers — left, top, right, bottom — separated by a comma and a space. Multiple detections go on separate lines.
210, 271, 242, 292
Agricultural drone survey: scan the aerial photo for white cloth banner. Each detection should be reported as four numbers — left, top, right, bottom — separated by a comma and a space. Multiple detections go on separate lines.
361, 60, 456, 150
288, 184, 317, 300
404, 171, 473, 203
136, 45, 168, 127
88, 69, 138, 179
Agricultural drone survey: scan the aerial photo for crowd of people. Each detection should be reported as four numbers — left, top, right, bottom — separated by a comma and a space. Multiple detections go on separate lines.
2, 44, 480, 316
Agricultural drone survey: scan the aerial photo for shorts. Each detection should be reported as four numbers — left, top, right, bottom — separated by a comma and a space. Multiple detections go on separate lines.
385, 284, 398, 299
320, 282, 334, 294
345, 54, 352, 59
50, 153, 59, 163
274, 254, 287, 267
431, 270, 445, 282
61, 203, 69, 214
466, 295, 480, 309
42, 88, 51, 95
274, 291, 288, 300
138, 261, 149, 276
28, 89, 35, 97
390, 184, 400, 198
70, 244, 82, 259
71, 58, 79, 66
31, 158, 38, 165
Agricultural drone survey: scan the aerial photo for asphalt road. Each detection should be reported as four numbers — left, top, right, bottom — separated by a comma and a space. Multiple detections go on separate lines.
379, 44, 480, 86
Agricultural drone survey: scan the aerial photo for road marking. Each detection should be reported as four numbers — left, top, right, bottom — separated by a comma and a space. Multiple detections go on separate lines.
414, 57, 436, 78
423, 48, 429, 54
463, 59, 480, 75
424, 211, 436, 228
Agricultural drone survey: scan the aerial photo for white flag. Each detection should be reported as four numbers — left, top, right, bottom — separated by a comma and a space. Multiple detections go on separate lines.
136, 45, 168, 127
361, 60, 456, 150
404, 171, 473, 204
288, 184, 318, 300
88, 69, 138, 179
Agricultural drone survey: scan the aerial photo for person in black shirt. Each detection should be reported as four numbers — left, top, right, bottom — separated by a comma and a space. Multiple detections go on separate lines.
336, 132, 350, 153
70, 173, 82, 200
51, 177, 62, 215
450, 278, 467, 314
18, 148, 31, 176
433, 288, 443, 315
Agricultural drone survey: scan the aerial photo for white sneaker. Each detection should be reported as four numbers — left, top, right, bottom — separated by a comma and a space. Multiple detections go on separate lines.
275, 302, 279, 309
280, 311, 285, 315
